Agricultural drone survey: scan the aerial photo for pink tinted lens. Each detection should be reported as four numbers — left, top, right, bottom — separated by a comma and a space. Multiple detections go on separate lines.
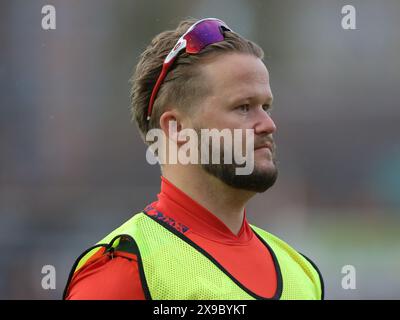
184, 20, 228, 53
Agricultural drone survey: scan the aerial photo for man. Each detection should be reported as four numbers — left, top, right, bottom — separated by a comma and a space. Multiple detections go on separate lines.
64, 18, 324, 300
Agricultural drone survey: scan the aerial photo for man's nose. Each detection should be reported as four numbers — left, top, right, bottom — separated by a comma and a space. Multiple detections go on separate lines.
254, 109, 277, 135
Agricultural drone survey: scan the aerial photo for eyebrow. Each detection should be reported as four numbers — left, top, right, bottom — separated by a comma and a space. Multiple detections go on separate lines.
263, 96, 274, 105
230, 94, 274, 106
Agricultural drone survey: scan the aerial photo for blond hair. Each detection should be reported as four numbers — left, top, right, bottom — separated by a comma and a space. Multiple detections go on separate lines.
130, 18, 264, 144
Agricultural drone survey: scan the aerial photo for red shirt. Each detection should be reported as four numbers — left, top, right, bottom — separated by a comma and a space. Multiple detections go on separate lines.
66, 176, 277, 299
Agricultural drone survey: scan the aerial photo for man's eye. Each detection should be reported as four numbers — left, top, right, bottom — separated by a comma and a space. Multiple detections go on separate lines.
237, 104, 250, 113
262, 104, 272, 115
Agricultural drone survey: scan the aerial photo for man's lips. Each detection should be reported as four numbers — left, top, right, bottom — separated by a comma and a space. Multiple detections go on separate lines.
255, 141, 274, 152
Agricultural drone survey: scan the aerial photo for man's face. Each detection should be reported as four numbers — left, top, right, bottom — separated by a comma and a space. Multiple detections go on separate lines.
190, 53, 278, 192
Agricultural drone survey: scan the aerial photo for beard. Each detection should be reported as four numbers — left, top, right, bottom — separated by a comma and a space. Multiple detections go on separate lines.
195, 128, 278, 193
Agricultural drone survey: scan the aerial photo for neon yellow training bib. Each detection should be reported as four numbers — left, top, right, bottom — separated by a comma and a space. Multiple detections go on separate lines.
65, 212, 324, 300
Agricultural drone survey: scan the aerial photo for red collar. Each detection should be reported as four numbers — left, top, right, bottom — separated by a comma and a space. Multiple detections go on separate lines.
149, 176, 254, 244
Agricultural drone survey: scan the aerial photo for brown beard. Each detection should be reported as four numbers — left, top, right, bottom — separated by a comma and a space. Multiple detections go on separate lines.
195, 128, 278, 192
201, 156, 278, 192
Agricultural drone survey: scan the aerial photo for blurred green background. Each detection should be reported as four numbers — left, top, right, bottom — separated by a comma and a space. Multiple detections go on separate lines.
1, 0, 399, 299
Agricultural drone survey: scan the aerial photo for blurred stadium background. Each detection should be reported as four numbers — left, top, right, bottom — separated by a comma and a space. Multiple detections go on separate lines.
1, 0, 399, 299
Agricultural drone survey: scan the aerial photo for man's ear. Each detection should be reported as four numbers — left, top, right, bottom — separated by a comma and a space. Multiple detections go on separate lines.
159, 110, 183, 143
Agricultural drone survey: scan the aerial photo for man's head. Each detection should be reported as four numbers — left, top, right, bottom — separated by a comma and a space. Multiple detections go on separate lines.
130, 18, 278, 193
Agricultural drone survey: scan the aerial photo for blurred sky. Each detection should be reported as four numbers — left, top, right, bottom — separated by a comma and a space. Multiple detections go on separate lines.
1, 0, 399, 299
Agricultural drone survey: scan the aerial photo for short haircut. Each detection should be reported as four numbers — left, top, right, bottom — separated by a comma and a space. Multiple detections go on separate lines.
130, 18, 264, 145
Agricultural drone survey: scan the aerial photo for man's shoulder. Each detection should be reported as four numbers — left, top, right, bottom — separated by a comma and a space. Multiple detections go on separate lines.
250, 223, 324, 299
96, 212, 146, 245
64, 235, 145, 300
249, 224, 293, 250
250, 223, 318, 266
63, 213, 147, 300
65, 252, 144, 300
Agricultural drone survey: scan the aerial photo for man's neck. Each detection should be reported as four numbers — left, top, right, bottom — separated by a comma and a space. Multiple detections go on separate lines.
162, 165, 255, 235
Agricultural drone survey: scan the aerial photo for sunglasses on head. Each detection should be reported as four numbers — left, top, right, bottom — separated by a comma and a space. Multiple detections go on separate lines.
147, 18, 232, 121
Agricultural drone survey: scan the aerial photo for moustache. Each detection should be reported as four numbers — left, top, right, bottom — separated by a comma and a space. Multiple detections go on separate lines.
254, 136, 275, 153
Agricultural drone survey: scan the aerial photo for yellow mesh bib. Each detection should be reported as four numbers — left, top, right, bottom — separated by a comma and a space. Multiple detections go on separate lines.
68, 212, 323, 300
